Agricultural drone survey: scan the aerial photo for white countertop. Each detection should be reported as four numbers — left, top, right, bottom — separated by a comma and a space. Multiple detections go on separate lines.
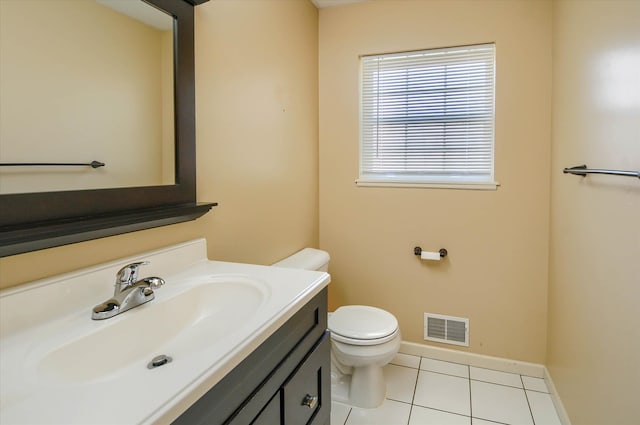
0, 239, 330, 424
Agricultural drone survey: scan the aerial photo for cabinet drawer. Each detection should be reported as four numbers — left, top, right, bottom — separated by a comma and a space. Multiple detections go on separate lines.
283, 332, 330, 425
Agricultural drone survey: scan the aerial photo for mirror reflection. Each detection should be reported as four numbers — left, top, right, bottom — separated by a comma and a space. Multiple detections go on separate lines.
0, 0, 175, 194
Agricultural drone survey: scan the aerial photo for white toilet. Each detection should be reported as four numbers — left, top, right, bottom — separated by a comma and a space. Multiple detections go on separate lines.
273, 248, 401, 408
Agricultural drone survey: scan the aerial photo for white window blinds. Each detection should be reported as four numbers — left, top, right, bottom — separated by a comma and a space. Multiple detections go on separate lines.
359, 43, 496, 188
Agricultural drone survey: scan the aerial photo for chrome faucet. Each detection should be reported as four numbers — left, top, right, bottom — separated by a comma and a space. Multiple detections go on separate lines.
92, 261, 165, 320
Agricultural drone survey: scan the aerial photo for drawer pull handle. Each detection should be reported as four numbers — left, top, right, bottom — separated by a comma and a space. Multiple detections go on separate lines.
302, 394, 318, 409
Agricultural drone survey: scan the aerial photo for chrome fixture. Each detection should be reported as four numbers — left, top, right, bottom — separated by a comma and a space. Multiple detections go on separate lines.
302, 394, 319, 409
0, 160, 105, 168
413, 246, 448, 258
563, 164, 640, 179
92, 261, 164, 320
147, 354, 173, 369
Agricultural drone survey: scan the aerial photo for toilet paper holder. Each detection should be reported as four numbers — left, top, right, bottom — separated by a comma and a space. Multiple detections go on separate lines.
414, 246, 448, 258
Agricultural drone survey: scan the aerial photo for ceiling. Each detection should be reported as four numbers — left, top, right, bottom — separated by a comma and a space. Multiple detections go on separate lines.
96, 0, 173, 30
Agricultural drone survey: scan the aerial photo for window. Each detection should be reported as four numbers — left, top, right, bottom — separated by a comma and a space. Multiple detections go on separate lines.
358, 43, 496, 189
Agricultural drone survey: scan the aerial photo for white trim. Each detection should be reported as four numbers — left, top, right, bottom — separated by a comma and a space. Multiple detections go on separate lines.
359, 43, 496, 187
400, 341, 545, 378
356, 179, 499, 190
312, 0, 367, 8
544, 367, 573, 425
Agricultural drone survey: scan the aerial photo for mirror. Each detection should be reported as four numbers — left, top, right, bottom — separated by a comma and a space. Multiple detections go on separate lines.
0, 0, 214, 257
0, 0, 175, 194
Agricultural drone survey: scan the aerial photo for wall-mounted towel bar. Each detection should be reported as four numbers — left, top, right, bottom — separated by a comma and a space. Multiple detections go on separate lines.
563, 164, 639, 179
0, 161, 105, 168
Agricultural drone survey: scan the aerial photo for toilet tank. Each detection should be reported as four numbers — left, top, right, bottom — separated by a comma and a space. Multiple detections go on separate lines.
272, 248, 330, 272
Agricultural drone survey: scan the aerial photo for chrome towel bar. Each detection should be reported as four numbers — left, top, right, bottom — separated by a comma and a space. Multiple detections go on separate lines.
563, 164, 639, 179
0, 161, 105, 168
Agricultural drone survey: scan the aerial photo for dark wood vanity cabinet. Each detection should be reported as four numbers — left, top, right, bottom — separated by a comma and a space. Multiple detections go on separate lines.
173, 288, 331, 425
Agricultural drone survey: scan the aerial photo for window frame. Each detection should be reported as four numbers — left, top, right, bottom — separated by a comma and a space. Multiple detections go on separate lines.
357, 43, 498, 190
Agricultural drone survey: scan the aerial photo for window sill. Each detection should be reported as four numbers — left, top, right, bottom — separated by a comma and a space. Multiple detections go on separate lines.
355, 179, 499, 190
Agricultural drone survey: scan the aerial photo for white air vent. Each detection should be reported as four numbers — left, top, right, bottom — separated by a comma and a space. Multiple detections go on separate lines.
424, 313, 469, 347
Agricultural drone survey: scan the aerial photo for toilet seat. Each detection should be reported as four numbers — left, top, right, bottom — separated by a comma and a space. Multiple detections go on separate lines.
329, 305, 399, 346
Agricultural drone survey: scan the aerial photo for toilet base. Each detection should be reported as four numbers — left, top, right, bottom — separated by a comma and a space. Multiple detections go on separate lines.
331, 364, 386, 408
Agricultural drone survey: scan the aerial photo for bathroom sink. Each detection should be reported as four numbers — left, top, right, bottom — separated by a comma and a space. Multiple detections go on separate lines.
37, 276, 269, 384
1, 240, 330, 424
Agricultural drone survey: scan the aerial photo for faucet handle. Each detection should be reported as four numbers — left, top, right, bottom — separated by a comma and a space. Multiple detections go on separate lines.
115, 261, 150, 287
141, 276, 165, 289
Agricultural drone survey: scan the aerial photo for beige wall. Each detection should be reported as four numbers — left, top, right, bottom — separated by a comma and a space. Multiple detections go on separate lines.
547, 1, 640, 423
0, 0, 319, 289
194, 0, 319, 264
319, 0, 552, 363
161, 29, 176, 185
0, 0, 170, 193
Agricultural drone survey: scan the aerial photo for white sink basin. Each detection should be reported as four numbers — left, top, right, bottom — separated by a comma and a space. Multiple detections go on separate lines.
38, 276, 269, 384
0, 239, 330, 425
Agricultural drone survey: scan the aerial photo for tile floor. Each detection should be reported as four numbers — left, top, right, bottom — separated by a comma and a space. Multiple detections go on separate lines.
331, 353, 562, 425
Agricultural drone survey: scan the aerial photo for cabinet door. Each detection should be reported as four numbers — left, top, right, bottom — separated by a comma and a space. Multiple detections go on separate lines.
251, 391, 281, 425
282, 332, 330, 425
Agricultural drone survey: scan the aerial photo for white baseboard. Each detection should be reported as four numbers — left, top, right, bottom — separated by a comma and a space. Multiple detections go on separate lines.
400, 341, 545, 377
543, 366, 572, 425
399, 341, 572, 425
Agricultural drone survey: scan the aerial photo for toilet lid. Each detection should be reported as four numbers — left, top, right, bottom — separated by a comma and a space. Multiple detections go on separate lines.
329, 305, 398, 343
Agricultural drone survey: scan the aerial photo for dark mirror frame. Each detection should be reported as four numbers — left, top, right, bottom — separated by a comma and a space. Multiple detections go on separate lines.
0, 0, 215, 257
